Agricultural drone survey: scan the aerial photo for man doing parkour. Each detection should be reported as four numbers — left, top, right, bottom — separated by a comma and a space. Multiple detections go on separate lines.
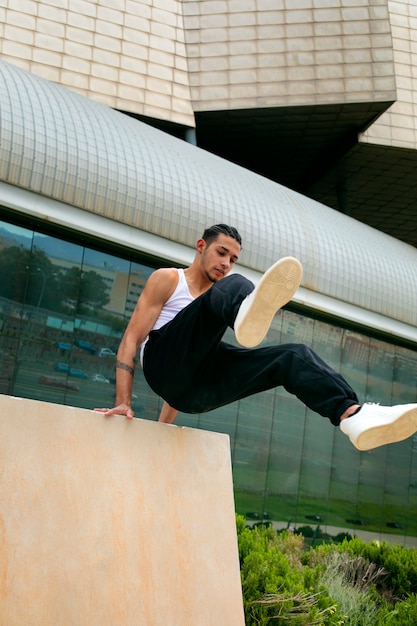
96, 224, 417, 451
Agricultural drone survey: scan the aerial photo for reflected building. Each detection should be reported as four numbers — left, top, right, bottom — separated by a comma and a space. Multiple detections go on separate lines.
1, 35, 417, 548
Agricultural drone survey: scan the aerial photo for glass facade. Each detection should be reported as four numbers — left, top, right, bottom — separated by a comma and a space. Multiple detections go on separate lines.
1, 215, 417, 543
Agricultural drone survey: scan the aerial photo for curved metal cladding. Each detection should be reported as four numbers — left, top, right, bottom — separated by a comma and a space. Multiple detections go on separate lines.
1, 60, 417, 327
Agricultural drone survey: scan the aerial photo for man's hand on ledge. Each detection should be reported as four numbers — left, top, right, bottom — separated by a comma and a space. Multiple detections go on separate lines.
94, 404, 134, 420
94, 401, 178, 424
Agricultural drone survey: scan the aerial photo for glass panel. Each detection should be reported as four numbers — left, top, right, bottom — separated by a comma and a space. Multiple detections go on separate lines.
383, 344, 417, 537
340, 330, 370, 405
0, 221, 33, 306
263, 309, 313, 527
68, 248, 125, 409
353, 337, 394, 533
233, 391, 274, 523
264, 392, 306, 528
327, 329, 370, 532
0, 222, 34, 396
383, 439, 414, 536
365, 337, 395, 404
296, 319, 342, 529
12, 231, 86, 405
392, 344, 417, 405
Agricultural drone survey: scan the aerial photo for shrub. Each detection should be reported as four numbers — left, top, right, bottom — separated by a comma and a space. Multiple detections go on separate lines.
237, 517, 341, 625
320, 551, 385, 625
336, 537, 417, 597
237, 516, 417, 625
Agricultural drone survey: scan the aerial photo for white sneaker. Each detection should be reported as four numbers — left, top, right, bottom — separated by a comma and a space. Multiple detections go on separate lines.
234, 256, 303, 348
340, 402, 417, 451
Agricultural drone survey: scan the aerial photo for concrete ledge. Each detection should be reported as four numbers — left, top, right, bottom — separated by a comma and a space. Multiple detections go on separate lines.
0, 395, 244, 625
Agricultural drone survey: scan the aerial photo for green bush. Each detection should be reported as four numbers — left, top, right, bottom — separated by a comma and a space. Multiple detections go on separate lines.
382, 594, 417, 625
334, 537, 417, 597
237, 517, 341, 625
237, 516, 417, 626
320, 551, 384, 625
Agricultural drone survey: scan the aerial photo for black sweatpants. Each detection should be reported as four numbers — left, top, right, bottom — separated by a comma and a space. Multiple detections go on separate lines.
143, 273, 359, 425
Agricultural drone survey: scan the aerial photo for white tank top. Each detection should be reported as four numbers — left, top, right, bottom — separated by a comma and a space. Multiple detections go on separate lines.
140, 268, 194, 366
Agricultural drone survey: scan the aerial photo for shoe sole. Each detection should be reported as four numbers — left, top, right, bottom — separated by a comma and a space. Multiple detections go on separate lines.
235, 256, 303, 348
355, 407, 417, 451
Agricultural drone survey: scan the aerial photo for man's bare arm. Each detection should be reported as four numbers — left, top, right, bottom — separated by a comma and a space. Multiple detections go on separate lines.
158, 401, 179, 424
116, 359, 135, 376
94, 268, 178, 418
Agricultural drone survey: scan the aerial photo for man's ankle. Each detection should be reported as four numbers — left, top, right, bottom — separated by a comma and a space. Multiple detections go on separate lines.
340, 404, 361, 422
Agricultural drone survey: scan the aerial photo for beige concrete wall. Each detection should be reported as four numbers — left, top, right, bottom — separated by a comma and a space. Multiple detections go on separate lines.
0, 395, 245, 626
361, 0, 417, 150
183, 0, 396, 110
0, 0, 195, 127
0, 0, 397, 124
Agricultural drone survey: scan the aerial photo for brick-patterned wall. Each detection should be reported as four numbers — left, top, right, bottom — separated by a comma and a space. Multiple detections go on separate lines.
182, 0, 396, 110
1, 0, 415, 144
0, 0, 195, 127
361, 0, 417, 149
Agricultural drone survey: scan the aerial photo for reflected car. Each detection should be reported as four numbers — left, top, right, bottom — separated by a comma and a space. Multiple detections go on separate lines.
56, 341, 71, 351
54, 363, 88, 378
74, 339, 96, 354
68, 367, 89, 379
38, 375, 79, 391
54, 362, 69, 373
97, 348, 116, 358
92, 373, 110, 383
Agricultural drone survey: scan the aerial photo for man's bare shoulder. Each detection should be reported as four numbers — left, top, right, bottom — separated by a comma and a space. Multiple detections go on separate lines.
147, 267, 179, 286
143, 267, 180, 302
151, 267, 179, 278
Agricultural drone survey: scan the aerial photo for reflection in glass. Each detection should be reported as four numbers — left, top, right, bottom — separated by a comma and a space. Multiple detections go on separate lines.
265, 393, 306, 527
0, 220, 154, 412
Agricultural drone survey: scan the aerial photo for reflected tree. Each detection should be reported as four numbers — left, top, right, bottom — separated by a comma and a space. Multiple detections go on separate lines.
62, 267, 110, 312
0, 245, 29, 302
80, 270, 110, 309
0, 246, 109, 313
0, 245, 58, 307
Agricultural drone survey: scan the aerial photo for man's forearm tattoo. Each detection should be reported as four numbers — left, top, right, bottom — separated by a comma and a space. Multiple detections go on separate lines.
116, 359, 135, 377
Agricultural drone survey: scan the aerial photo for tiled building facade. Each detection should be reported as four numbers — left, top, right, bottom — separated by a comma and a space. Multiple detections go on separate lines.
3, 1, 415, 242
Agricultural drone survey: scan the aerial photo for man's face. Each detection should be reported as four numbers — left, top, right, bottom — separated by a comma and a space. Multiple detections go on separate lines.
199, 233, 241, 283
